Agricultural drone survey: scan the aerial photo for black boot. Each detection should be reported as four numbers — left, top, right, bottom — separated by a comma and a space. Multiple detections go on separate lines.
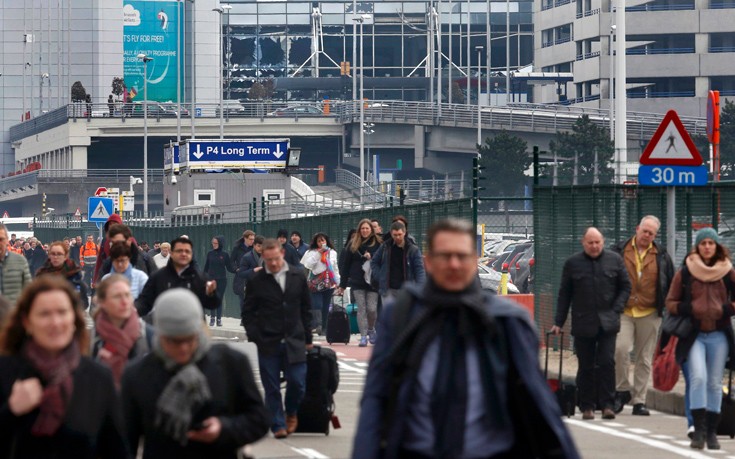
706, 411, 721, 450
691, 409, 706, 449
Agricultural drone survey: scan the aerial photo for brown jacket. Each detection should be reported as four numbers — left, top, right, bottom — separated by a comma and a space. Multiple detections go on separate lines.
665, 266, 735, 332
622, 242, 657, 312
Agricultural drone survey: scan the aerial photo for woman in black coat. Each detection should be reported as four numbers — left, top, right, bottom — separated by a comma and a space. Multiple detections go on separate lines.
0, 276, 128, 459
203, 235, 235, 327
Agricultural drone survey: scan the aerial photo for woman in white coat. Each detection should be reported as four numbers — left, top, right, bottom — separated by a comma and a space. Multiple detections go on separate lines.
300, 233, 340, 335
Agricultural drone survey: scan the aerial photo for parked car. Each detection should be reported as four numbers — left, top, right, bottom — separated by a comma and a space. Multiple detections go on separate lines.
215, 100, 246, 116
478, 263, 519, 294
267, 105, 323, 117
510, 246, 534, 294
127, 101, 187, 118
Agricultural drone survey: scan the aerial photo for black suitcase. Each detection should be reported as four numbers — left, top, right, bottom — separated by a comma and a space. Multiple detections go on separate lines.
326, 305, 350, 344
545, 331, 577, 417
719, 369, 735, 438
296, 345, 339, 435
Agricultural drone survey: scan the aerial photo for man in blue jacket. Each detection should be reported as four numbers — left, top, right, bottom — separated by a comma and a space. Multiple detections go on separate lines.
354, 219, 580, 459
370, 220, 426, 305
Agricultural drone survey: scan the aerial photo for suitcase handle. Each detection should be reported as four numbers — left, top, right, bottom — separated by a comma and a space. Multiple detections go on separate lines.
544, 331, 564, 382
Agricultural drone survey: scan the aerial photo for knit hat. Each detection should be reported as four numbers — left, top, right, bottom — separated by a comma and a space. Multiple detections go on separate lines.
695, 227, 719, 246
153, 289, 203, 337
277, 229, 289, 239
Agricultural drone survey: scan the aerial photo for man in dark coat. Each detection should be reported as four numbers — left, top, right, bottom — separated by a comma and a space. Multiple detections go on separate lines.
203, 235, 235, 327
136, 236, 219, 317
354, 219, 580, 459
122, 288, 269, 458
276, 229, 302, 267
234, 236, 264, 324
230, 230, 255, 272
97, 224, 152, 279
552, 227, 632, 421
242, 238, 312, 439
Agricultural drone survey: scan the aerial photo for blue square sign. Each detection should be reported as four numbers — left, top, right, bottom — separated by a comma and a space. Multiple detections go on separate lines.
88, 197, 115, 223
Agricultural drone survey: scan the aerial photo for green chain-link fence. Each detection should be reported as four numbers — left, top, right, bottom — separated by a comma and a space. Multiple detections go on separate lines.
34, 198, 473, 318
534, 182, 735, 343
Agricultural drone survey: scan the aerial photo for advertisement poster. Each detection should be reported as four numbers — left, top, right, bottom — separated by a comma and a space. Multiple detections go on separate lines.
123, 1, 181, 102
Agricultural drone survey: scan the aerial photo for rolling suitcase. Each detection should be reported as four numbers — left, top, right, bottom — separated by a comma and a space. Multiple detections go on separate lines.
719, 369, 735, 438
326, 304, 350, 344
545, 331, 577, 417
346, 303, 359, 334
296, 345, 340, 435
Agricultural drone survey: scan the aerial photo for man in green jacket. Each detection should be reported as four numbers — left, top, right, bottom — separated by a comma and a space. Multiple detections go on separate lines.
0, 224, 31, 304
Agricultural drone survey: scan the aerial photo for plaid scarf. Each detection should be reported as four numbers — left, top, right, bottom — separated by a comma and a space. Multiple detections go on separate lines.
94, 309, 141, 387
36, 258, 81, 278
22, 340, 81, 436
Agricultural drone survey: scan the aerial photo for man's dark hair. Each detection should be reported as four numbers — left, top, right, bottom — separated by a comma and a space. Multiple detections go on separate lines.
107, 223, 132, 240
389, 221, 406, 233
109, 241, 132, 260
170, 236, 193, 252
262, 238, 282, 252
427, 218, 475, 253
370, 218, 380, 224
392, 215, 408, 231
253, 235, 265, 245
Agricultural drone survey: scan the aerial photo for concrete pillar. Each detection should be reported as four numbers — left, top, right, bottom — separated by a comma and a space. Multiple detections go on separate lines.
414, 125, 425, 169
70, 146, 88, 170
695, 77, 709, 98
694, 33, 708, 54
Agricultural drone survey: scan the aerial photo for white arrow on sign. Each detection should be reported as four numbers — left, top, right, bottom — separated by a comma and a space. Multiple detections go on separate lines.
192, 144, 204, 160
273, 143, 284, 159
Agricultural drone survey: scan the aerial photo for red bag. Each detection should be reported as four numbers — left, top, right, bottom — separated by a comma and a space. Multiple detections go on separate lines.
653, 336, 680, 392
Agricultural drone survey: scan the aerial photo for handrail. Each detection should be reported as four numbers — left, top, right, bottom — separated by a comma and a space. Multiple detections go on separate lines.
627, 47, 695, 55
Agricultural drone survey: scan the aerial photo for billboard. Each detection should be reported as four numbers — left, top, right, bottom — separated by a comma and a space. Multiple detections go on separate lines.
179, 139, 290, 171
123, 1, 181, 102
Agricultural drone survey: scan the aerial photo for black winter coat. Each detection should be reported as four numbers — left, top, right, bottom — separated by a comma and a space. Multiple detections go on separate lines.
339, 241, 380, 291
121, 344, 270, 459
243, 265, 312, 363
0, 355, 128, 459
135, 260, 219, 317
234, 249, 262, 296
204, 236, 235, 280
555, 249, 632, 338
229, 238, 252, 272
611, 237, 675, 317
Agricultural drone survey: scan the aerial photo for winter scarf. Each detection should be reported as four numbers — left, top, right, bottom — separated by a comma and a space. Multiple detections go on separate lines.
152, 331, 212, 445
321, 250, 337, 285
35, 258, 81, 279
686, 253, 733, 282
22, 340, 81, 436
94, 309, 142, 387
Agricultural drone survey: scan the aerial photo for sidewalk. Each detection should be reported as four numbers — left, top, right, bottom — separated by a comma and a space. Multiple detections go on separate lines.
541, 346, 686, 416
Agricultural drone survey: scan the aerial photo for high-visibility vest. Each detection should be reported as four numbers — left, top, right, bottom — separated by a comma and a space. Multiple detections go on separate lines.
80, 243, 98, 267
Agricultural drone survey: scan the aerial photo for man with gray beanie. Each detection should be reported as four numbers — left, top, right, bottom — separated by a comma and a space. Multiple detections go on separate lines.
122, 289, 269, 458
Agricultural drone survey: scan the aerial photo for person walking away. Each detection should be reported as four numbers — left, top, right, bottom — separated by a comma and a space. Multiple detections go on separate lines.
122, 288, 269, 457
152, 242, 171, 271
101, 242, 149, 300
300, 233, 340, 335
337, 218, 381, 347
0, 224, 31, 305
204, 235, 235, 327
353, 219, 581, 459
370, 221, 426, 305
243, 239, 312, 438
0, 276, 128, 458
91, 274, 154, 387
551, 227, 631, 420
611, 215, 674, 415
35, 241, 89, 310
665, 228, 735, 450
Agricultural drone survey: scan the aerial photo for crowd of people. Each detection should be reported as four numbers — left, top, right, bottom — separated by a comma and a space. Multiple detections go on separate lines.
553, 216, 735, 451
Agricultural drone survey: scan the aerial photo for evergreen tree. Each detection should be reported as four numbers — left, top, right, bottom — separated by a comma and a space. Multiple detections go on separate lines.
551, 115, 615, 185
478, 131, 531, 196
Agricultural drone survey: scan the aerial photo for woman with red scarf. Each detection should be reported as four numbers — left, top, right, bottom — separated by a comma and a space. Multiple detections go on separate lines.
35, 241, 89, 310
91, 274, 154, 387
300, 232, 340, 335
0, 276, 128, 459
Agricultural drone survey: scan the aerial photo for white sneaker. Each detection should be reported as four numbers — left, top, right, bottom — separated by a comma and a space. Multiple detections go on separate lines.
687, 426, 695, 439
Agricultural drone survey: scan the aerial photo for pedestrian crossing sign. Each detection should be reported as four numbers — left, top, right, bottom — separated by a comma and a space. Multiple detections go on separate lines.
88, 197, 115, 223
639, 110, 703, 166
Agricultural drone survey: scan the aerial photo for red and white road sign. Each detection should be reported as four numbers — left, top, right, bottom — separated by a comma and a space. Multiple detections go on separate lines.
1, 211, 8, 218
94, 187, 108, 196
640, 110, 702, 166
74, 208, 81, 217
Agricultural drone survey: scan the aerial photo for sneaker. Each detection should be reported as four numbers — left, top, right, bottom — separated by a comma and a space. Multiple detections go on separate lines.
216, 320, 223, 327
687, 426, 695, 439
367, 328, 377, 344
209, 318, 215, 327
359, 336, 368, 347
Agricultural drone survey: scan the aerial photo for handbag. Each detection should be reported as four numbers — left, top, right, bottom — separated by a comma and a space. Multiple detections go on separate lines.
661, 311, 693, 338
362, 259, 372, 285
308, 270, 333, 293
652, 335, 680, 392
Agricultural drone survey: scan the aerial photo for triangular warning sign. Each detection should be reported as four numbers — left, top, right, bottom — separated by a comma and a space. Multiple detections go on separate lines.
74, 208, 81, 217
93, 201, 110, 219
640, 110, 703, 166
1, 211, 8, 218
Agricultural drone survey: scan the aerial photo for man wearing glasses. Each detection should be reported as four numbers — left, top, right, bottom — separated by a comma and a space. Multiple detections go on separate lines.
136, 236, 218, 318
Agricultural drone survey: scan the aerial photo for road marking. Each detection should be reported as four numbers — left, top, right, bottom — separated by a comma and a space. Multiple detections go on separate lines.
339, 382, 364, 386
354, 362, 369, 367
566, 419, 714, 458
650, 434, 676, 440
338, 360, 367, 375
627, 428, 651, 434
341, 358, 357, 362
603, 422, 626, 427
291, 447, 330, 458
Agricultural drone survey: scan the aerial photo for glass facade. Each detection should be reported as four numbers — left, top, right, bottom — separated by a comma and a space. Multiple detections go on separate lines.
222, 0, 533, 101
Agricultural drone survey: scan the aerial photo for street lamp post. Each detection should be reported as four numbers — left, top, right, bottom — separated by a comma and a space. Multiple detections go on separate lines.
353, 14, 370, 203
129, 176, 142, 193
213, 4, 232, 140
476, 46, 483, 147
137, 53, 153, 214
364, 122, 374, 181
40, 73, 49, 116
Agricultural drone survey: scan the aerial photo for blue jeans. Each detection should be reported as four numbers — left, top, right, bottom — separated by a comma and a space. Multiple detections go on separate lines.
688, 330, 728, 413
258, 343, 307, 432
682, 360, 692, 427
311, 288, 334, 329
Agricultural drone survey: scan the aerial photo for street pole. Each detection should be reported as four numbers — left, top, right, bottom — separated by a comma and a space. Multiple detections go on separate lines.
138, 54, 153, 213
190, 0, 196, 139
505, 0, 510, 101
176, 0, 181, 143
352, 0, 357, 103
358, 17, 367, 203
466, 0, 470, 106
213, 5, 231, 140
609, 22, 615, 141
614, 0, 627, 183
476, 46, 483, 148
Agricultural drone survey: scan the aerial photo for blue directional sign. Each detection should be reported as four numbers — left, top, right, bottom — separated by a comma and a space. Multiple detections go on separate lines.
180, 139, 289, 170
638, 165, 708, 187
88, 197, 115, 222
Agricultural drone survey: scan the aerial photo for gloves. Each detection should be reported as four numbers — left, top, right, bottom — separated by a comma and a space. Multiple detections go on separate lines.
677, 302, 693, 316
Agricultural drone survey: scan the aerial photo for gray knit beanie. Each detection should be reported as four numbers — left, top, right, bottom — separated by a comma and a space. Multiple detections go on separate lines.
695, 227, 719, 247
153, 288, 202, 337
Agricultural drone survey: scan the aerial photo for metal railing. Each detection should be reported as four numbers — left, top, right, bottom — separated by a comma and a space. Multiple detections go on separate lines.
335, 168, 469, 204
626, 3, 695, 11
710, 2, 735, 8
627, 47, 695, 55
628, 91, 696, 99
37, 168, 163, 182
709, 46, 735, 53
576, 51, 601, 61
